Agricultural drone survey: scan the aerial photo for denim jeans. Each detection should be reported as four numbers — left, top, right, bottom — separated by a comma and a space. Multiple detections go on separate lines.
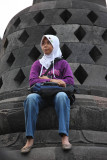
24, 92, 70, 138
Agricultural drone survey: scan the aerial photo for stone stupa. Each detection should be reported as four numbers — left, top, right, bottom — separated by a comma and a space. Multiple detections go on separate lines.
0, 0, 107, 159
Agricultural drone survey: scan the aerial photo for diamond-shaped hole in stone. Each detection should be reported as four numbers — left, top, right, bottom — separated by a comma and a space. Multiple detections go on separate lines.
4, 38, 8, 49
74, 65, 88, 84
18, 30, 29, 43
87, 11, 98, 23
13, 17, 21, 28
29, 46, 41, 61
74, 26, 86, 41
14, 69, 26, 85
105, 75, 107, 81
7, 52, 15, 67
89, 46, 102, 62
102, 29, 107, 42
44, 26, 57, 35
60, 9, 72, 23
33, 11, 44, 24
61, 44, 72, 59
0, 77, 3, 89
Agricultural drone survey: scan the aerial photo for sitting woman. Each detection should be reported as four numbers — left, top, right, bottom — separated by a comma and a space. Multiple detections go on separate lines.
21, 35, 74, 153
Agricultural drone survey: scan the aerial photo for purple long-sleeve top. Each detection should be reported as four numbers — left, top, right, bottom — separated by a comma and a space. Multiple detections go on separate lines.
29, 59, 74, 87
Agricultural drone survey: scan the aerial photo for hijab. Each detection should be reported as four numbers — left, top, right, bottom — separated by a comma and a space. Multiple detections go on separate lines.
39, 35, 62, 77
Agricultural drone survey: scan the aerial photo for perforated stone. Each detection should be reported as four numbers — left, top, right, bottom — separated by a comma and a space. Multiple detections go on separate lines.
4, 38, 8, 49
105, 75, 107, 81
60, 9, 72, 23
0, 77, 3, 88
14, 69, 26, 85
102, 29, 107, 42
61, 44, 72, 59
13, 17, 21, 28
44, 26, 57, 35
74, 26, 86, 41
6, 52, 15, 66
33, 11, 44, 24
74, 65, 88, 84
89, 46, 102, 62
28, 46, 41, 61
18, 30, 29, 43
87, 11, 98, 23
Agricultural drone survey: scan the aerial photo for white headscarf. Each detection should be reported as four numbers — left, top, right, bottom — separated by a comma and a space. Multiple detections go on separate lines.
39, 35, 62, 77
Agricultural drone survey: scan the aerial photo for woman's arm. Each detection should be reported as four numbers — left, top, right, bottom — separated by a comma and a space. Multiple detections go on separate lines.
29, 60, 74, 87
52, 60, 74, 85
40, 60, 74, 87
29, 61, 50, 86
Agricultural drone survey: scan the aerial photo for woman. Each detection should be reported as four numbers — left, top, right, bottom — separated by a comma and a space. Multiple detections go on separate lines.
21, 35, 74, 153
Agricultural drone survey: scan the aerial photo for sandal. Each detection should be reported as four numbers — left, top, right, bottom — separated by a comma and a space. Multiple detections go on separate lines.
62, 143, 72, 150
21, 145, 33, 153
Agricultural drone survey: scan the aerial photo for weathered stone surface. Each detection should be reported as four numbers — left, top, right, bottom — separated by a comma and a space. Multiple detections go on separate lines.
0, 130, 107, 149
0, 95, 107, 135
1, 146, 107, 160
75, 0, 106, 6
33, 0, 106, 7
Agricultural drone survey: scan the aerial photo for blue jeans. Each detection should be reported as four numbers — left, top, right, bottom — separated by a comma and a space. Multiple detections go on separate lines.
24, 92, 70, 138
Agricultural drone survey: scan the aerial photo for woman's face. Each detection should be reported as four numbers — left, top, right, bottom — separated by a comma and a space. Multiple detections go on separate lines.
41, 37, 53, 55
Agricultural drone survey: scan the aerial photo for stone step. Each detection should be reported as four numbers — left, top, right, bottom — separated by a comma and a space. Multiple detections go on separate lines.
0, 94, 107, 134
0, 130, 107, 149
1, 144, 107, 160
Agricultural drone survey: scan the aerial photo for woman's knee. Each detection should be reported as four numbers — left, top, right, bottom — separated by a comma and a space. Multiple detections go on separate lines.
26, 93, 40, 101
55, 92, 68, 100
24, 93, 41, 108
54, 92, 70, 111
55, 92, 70, 106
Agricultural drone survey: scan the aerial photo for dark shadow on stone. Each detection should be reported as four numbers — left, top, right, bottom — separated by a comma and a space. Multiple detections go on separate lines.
55, 147, 75, 160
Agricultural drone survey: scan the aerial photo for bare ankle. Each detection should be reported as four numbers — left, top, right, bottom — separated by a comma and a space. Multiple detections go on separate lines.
25, 137, 34, 146
62, 135, 70, 144
62, 135, 68, 140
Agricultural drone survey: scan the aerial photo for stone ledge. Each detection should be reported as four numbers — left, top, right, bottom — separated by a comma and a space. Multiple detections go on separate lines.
0, 94, 107, 105
0, 130, 107, 149
0, 94, 107, 134
0, 145, 107, 160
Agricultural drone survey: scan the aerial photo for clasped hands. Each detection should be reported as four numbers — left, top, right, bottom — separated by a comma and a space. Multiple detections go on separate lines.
39, 76, 66, 87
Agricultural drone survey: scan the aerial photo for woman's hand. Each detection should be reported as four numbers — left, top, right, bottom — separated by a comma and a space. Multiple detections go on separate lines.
39, 76, 49, 79
50, 79, 66, 87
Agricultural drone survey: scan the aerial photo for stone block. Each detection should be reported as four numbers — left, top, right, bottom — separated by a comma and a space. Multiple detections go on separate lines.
72, 0, 107, 12
29, 1, 56, 12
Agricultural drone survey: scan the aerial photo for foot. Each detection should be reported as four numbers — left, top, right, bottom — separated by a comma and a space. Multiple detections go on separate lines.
21, 137, 34, 153
62, 135, 72, 150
